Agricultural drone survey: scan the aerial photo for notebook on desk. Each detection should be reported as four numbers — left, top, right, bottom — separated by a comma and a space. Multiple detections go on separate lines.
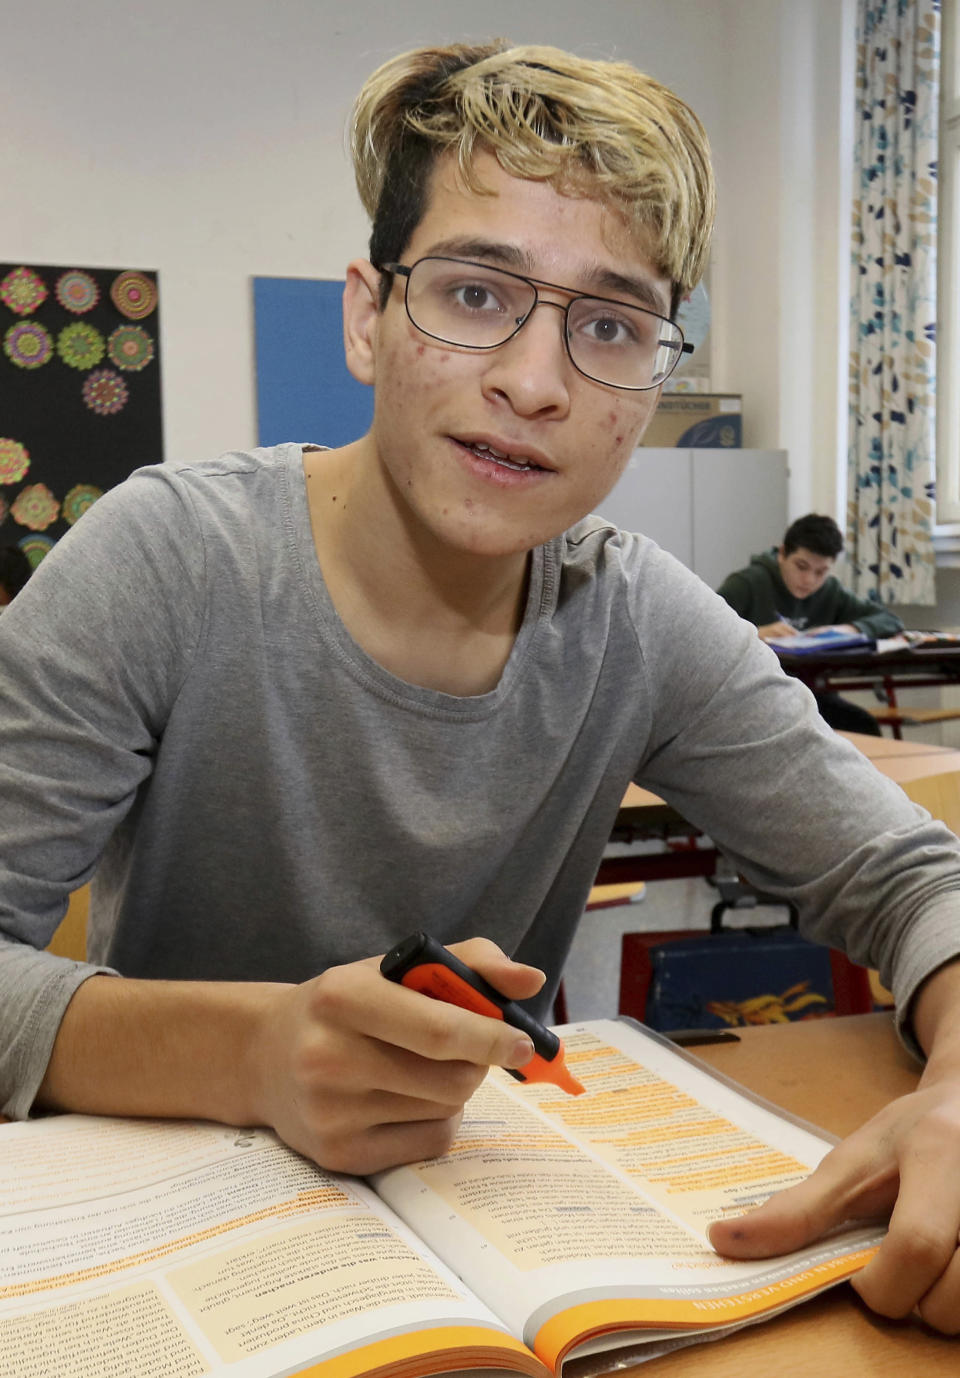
766, 627, 874, 654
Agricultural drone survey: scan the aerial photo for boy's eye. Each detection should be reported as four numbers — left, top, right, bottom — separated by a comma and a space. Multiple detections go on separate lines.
572, 300, 657, 351
582, 314, 633, 345
453, 283, 504, 312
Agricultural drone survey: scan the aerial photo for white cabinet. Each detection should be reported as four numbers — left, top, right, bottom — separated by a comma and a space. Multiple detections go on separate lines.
597, 448, 788, 590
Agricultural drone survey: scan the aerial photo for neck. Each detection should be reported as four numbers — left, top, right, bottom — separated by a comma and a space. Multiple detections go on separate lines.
303, 442, 531, 694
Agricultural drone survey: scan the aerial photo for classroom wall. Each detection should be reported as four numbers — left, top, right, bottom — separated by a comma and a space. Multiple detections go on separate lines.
2, 0, 853, 517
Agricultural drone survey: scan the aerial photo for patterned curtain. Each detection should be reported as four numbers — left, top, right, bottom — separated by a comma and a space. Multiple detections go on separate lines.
847, 0, 940, 606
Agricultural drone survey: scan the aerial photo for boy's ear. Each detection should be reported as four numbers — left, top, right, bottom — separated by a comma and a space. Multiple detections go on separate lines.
342, 260, 382, 386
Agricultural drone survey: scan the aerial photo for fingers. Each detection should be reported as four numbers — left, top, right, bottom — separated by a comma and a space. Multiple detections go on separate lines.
254, 940, 547, 1176
709, 1130, 896, 1261
274, 1078, 468, 1176
851, 1105, 960, 1319
916, 1246, 960, 1335
709, 1087, 960, 1333
332, 944, 543, 1071
446, 937, 547, 1003
322, 1112, 467, 1177
295, 1017, 491, 1107
759, 621, 796, 641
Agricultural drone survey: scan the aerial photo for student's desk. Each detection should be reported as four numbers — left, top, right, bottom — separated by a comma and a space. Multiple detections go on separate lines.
623, 1013, 958, 1376
776, 641, 960, 737
774, 640, 960, 699
595, 731, 960, 887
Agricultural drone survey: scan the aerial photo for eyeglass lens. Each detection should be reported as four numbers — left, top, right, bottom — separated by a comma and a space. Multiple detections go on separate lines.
402, 258, 683, 390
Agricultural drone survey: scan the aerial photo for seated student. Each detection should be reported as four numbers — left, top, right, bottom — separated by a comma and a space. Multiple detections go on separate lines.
2, 40, 960, 1333
717, 513, 904, 735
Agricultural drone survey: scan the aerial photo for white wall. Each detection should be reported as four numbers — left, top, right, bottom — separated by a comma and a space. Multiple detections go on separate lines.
709, 0, 857, 516
2, 0, 850, 519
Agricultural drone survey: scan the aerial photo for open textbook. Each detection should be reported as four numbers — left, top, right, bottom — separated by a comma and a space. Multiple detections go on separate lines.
0, 1018, 883, 1378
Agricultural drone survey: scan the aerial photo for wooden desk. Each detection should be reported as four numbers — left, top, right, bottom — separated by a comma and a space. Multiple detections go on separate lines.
775, 642, 960, 699
841, 730, 960, 784
596, 731, 960, 888
624, 1014, 957, 1375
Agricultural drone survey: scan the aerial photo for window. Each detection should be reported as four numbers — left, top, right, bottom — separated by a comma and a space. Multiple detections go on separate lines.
937, 0, 960, 526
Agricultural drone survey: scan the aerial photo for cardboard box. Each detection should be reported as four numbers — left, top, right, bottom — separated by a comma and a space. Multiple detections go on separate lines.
641, 393, 742, 448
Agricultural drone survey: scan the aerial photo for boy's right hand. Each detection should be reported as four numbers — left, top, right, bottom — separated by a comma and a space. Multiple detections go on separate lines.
758, 620, 797, 642
251, 938, 545, 1174
37, 940, 545, 1177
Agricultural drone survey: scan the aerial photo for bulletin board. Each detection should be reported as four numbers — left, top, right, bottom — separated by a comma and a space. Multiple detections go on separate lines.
253, 276, 373, 450
0, 262, 163, 565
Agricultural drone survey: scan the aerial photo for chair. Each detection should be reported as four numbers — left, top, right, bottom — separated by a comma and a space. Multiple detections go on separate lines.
867, 674, 960, 738
868, 703, 960, 735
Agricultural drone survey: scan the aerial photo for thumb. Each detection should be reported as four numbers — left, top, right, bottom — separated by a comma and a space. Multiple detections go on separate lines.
709, 1147, 895, 1260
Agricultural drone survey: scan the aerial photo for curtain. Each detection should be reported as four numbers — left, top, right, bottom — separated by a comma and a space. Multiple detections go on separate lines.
847, 0, 940, 606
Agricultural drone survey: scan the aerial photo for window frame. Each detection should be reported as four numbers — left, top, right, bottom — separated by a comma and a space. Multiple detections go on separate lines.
935, 0, 960, 545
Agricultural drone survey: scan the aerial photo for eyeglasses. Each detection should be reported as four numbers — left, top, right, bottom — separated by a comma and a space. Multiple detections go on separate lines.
376, 256, 692, 391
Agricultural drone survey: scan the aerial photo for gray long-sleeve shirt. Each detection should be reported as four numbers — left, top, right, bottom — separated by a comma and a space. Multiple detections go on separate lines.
2, 442, 960, 1118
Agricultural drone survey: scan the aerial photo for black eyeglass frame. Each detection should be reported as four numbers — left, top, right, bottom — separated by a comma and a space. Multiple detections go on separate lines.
375, 256, 694, 392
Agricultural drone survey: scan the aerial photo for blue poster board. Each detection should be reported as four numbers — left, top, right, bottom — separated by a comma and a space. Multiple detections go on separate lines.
253, 277, 373, 449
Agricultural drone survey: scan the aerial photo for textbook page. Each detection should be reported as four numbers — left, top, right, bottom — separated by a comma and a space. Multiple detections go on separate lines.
373, 1019, 883, 1371
0, 1115, 544, 1378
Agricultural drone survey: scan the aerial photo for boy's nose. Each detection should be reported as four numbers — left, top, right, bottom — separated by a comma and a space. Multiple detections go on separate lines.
481, 300, 573, 417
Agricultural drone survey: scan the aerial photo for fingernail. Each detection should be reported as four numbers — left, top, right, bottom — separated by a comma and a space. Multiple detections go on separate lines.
507, 1037, 534, 1068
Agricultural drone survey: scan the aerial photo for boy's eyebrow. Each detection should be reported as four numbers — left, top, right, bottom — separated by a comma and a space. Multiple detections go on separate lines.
422, 237, 671, 317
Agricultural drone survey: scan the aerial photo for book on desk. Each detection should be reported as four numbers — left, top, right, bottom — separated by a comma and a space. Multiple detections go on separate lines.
0, 1018, 882, 1377
764, 627, 874, 655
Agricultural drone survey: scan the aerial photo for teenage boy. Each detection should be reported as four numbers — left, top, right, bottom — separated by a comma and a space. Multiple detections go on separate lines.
717, 513, 904, 734
2, 41, 960, 1333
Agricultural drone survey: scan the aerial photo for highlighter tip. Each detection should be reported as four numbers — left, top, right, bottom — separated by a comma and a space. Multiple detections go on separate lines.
553, 1062, 586, 1096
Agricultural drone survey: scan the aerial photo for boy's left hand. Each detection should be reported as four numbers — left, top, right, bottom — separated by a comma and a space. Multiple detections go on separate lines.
709, 1069, 960, 1332
710, 957, 960, 1334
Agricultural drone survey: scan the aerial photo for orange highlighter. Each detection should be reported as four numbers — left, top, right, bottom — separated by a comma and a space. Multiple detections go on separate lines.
380, 931, 585, 1096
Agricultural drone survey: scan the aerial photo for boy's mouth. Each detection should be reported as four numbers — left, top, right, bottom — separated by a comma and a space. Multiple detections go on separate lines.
457, 439, 549, 473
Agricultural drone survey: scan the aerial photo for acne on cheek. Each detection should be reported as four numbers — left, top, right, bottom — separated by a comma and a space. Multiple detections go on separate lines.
604, 409, 630, 448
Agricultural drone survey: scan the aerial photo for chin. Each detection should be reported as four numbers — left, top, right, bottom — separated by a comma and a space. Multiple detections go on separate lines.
438, 514, 552, 560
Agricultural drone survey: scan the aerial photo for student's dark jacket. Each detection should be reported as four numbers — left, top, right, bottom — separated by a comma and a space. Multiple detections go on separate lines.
716, 550, 904, 638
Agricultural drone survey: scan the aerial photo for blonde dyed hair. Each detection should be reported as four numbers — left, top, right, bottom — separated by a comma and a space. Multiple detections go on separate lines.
351, 40, 715, 302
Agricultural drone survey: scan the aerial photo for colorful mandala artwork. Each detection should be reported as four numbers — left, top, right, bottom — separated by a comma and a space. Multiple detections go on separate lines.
55, 269, 100, 314
110, 270, 157, 320
17, 534, 55, 569
107, 324, 154, 372
56, 321, 106, 370
11, 483, 60, 531
0, 438, 30, 484
62, 482, 103, 525
82, 368, 128, 415
3, 320, 53, 369
0, 266, 48, 316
